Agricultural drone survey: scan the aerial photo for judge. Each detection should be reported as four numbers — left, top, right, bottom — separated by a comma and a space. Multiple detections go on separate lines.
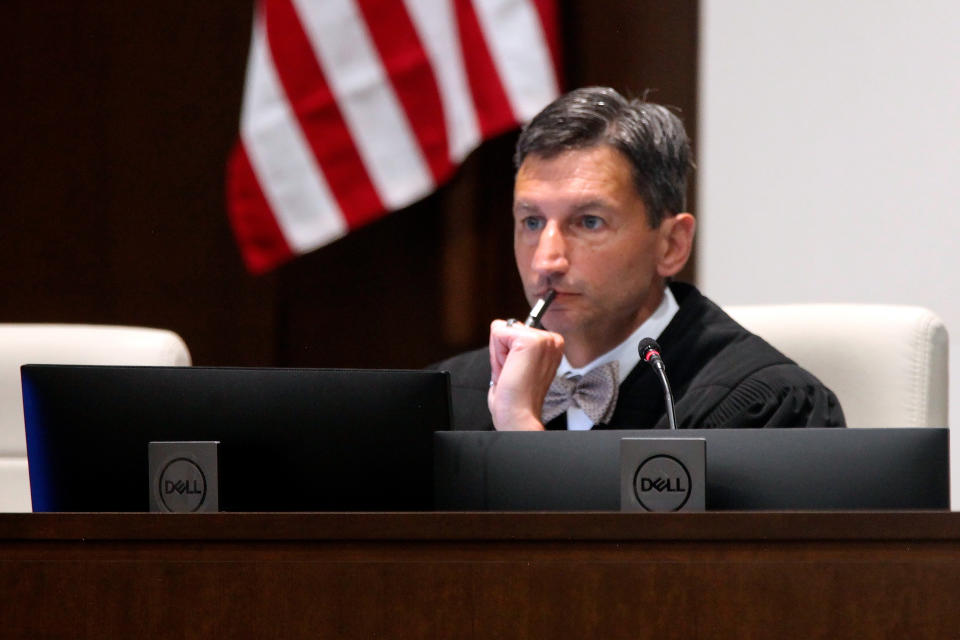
435, 87, 844, 430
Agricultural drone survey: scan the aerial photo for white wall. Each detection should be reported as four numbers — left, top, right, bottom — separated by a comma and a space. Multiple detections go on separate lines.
698, 1, 960, 505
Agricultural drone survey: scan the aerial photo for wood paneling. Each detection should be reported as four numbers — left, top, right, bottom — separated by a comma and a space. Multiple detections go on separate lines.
0, 1, 274, 366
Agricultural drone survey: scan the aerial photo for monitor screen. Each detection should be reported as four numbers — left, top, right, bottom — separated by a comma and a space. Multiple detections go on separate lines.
434, 429, 950, 510
22, 365, 451, 512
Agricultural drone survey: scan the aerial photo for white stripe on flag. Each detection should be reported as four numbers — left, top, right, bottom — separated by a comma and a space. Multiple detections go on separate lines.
292, 0, 434, 210
471, 0, 558, 121
403, 0, 482, 163
241, 18, 347, 253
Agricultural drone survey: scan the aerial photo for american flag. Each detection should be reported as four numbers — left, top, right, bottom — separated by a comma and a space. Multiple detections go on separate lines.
227, 0, 560, 273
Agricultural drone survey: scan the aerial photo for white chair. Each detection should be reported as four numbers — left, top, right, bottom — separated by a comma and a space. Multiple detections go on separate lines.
723, 304, 948, 428
0, 324, 191, 511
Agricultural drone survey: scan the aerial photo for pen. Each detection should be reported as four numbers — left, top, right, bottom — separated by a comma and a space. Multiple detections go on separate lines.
524, 289, 557, 328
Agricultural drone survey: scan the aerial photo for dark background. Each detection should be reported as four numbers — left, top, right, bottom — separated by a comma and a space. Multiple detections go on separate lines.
0, 1, 698, 368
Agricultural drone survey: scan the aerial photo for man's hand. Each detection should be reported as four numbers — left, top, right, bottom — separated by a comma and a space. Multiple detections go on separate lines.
487, 319, 564, 430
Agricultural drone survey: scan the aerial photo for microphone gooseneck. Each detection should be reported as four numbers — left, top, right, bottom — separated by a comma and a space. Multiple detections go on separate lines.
638, 338, 678, 430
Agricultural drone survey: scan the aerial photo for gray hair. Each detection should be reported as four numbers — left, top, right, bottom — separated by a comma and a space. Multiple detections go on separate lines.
514, 87, 693, 227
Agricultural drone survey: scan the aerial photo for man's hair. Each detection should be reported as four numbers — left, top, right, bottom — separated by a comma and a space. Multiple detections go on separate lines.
514, 87, 693, 227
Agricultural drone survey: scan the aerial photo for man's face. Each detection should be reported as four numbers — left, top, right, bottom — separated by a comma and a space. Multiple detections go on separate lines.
513, 145, 668, 363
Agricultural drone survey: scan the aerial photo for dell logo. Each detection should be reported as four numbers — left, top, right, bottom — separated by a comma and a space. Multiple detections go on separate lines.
164, 479, 204, 496
158, 457, 208, 512
639, 476, 687, 493
634, 454, 692, 511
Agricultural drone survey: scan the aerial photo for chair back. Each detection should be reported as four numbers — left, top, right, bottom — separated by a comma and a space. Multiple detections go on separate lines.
0, 324, 191, 511
723, 305, 948, 428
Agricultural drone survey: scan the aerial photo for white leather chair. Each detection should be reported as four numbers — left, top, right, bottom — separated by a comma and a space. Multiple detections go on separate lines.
0, 324, 191, 511
723, 304, 948, 428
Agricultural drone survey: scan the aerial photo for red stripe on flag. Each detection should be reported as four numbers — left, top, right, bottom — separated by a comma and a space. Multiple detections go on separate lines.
454, 0, 517, 138
357, 0, 454, 185
265, 0, 385, 228
227, 143, 294, 274
530, 0, 563, 90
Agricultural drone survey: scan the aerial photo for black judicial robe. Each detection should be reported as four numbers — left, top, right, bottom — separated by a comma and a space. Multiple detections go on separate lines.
432, 282, 845, 430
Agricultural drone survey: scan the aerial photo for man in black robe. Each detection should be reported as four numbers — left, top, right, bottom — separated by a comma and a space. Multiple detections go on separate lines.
434, 87, 844, 430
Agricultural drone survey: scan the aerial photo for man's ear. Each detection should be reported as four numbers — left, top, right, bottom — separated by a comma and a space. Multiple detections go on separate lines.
656, 213, 696, 278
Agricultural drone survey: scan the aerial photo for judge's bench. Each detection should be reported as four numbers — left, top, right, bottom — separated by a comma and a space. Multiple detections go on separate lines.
0, 311, 954, 639
3, 511, 960, 639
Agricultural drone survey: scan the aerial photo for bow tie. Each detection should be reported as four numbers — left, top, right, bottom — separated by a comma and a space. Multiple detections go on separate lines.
541, 361, 620, 426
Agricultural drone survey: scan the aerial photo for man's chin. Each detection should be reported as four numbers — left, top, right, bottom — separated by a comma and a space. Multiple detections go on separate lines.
539, 310, 584, 336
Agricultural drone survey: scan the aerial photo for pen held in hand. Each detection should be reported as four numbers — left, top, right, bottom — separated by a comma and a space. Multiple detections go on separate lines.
524, 289, 557, 328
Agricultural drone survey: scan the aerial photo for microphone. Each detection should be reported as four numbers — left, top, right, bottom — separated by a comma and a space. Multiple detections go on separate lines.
638, 338, 678, 430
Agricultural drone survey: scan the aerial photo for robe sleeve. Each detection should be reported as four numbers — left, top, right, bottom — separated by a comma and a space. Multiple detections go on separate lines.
695, 364, 846, 428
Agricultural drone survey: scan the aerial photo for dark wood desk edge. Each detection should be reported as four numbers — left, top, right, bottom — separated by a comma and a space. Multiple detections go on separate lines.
1, 511, 959, 543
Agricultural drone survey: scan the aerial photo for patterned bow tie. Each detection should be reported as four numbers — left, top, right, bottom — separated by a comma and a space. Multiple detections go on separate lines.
541, 361, 620, 425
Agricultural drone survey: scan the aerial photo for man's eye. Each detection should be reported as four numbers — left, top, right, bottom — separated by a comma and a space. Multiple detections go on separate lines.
581, 215, 604, 230
521, 217, 545, 231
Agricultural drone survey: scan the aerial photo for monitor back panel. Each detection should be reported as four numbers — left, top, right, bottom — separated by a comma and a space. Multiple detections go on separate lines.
434, 429, 950, 510
23, 365, 450, 512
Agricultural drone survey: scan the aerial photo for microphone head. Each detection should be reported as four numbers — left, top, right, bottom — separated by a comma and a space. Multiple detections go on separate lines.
638, 337, 662, 362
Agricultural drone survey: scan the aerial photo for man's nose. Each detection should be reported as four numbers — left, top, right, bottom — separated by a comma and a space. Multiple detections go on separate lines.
532, 221, 569, 276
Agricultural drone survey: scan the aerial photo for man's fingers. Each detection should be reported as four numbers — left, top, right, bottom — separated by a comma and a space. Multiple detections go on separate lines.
488, 319, 564, 387
489, 319, 532, 383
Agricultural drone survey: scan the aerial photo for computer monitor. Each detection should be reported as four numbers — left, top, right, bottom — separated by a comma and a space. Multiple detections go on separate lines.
22, 365, 451, 512
434, 429, 950, 510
